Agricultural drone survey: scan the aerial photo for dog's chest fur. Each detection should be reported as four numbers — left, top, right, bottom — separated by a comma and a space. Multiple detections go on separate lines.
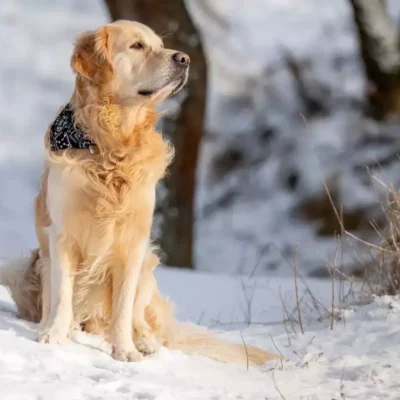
41, 141, 169, 263
45, 159, 157, 239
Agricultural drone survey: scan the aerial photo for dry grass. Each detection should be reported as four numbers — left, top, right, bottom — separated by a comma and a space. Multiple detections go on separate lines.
322, 177, 400, 297
361, 182, 400, 295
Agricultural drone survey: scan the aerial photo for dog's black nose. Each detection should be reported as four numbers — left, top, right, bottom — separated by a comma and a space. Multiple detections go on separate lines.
172, 52, 190, 66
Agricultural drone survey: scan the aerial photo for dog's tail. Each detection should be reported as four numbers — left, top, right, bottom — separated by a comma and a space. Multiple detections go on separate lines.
0, 252, 35, 287
165, 322, 278, 365
0, 250, 42, 322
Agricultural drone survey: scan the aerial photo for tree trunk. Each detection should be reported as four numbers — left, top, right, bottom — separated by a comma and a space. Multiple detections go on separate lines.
349, 0, 400, 118
104, 0, 207, 268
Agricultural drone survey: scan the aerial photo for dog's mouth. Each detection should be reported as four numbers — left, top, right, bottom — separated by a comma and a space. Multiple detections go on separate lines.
170, 69, 189, 96
170, 74, 188, 97
138, 69, 189, 98
138, 89, 154, 96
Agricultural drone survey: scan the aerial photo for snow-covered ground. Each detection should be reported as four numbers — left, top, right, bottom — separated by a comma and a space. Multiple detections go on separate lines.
0, 266, 398, 400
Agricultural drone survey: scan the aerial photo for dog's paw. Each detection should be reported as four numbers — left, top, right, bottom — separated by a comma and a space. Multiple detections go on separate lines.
37, 330, 69, 345
134, 335, 161, 355
111, 346, 144, 362
133, 321, 160, 355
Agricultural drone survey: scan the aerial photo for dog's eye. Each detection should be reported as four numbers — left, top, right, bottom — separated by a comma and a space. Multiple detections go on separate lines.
130, 42, 144, 50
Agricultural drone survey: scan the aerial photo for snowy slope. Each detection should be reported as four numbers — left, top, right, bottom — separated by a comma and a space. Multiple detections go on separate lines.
0, 268, 398, 400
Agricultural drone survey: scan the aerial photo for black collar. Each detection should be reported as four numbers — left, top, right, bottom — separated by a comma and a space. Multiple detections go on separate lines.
50, 103, 96, 152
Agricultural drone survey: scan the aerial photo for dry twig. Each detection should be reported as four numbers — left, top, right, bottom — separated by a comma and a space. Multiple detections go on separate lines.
272, 360, 287, 400
269, 333, 285, 365
331, 238, 338, 330
240, 331, 249, 371
279, 287, 294, 344
294, 248, 304, 334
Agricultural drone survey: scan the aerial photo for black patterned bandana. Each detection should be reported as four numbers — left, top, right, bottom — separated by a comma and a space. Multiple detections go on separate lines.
50, 103, 96, 152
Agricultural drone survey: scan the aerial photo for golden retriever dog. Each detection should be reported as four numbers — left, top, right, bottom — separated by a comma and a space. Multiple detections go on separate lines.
0, 20, 277, 365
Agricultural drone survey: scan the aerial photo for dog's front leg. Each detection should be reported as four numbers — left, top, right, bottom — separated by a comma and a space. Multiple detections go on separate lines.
38, 257, 51, 330
111, 238, 148, 362
38, 230, 75, 344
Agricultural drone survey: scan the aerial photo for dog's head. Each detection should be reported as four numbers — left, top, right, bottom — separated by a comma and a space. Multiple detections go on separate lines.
71, 20, 189, 104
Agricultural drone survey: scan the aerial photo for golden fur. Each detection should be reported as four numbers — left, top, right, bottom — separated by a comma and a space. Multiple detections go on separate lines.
0, 20, 277, 365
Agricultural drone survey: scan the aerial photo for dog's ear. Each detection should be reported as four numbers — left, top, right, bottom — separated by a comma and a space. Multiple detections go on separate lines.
71, 27, 113, 83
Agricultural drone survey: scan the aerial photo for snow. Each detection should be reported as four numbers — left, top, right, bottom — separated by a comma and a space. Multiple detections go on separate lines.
0, 266, 398, 399
1, 1, 400, 397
